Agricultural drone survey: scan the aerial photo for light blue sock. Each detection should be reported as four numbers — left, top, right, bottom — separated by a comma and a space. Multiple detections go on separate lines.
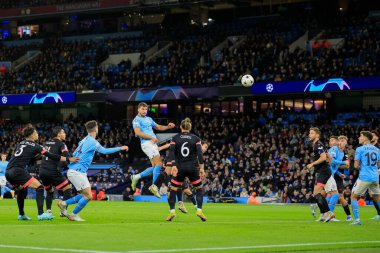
326, 195, 331, 204
351, 199, 359, 220
73, 198, 90, 215
153, 165, 162, 184
1, 187, 4, 197
65, 194, 82, 205
140, 167, 153, 178
5, 186, 11, 192
328, 194, 339, 212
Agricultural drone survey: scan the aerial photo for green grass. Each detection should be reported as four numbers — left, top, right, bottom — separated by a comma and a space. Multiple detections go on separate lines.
0, 200, 379, 253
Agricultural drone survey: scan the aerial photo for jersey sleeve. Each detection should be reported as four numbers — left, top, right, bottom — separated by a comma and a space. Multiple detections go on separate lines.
150, 117, 157, 127
38, 144, 61, 161
316, 143, 325, 155
328, 147, 337, 158
61, 142, 69, 157
132, 118, 140, 129
354, 148, 361, 161
95, 140, 122, 155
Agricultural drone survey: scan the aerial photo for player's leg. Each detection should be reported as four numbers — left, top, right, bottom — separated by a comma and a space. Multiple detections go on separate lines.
325, 177, 339, 216
369, 183, 380, 220
27, 178, 54, 220
313, 172, 333, 222
339, 195, 352, 221
167, 176, 184, 221
335, 175, 352, 221
350, 179, 367, 225
148, 155, 163, 198
6, 169, 31, 220
59, 169, 85, 218
184, 187, 197, 208
131, 142, 157, 191
39, 173, 54, 214
177, 181, 188, 214
189, 168, 206, 221
53, 175, 72, 216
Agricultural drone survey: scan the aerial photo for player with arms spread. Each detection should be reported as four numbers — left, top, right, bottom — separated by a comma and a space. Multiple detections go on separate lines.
57, 120, 129, 221
130, 102, 175, 198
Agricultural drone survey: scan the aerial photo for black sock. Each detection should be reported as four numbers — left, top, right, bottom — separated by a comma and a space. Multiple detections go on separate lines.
168, 189, 177, 210
188, 193, 196, 205
36, 186, 45, 215
177, 189, 183, 202
315, 193, 329, 213
374, 200, 380, 215
343, 204, 351, 215
196, 188, 203, 209
17, 188, 27, 216
154, 171, 167, 188
63, 188, 72, 200
63, 189, 72, 210
46, 191, 54, 210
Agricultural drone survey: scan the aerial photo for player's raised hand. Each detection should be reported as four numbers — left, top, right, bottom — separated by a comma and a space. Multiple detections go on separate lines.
168, 123, 175, 129
69, 157, 80, 163
121, 146, 129, 151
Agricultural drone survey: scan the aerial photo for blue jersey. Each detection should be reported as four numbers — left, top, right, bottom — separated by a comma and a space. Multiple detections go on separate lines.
132, 115, 157, 144
355, 144, 380, 182
329, 146, 345, 175
68, 135, 122, 174
0, 161, 8, 176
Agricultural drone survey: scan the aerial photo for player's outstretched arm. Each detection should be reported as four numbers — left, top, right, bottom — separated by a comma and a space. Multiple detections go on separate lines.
42, 150, 78, 163
97, 146, 128, 155
158, 143, 170, 151
153, 122, 175, 131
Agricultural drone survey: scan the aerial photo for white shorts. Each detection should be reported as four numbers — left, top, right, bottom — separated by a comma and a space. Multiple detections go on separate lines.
0, 176, 6, 187
141, 141, 160, 159
324, 176, 337, 193
67, 169, 90, 191
352, 179, 380, 196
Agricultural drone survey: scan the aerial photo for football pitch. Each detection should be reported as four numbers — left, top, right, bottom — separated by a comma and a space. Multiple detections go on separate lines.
0, 200, 379, 253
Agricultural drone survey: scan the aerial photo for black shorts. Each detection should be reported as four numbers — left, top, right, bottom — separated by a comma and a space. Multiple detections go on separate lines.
171, 163, 201, 188
315, 169, 331, 186
334, 174, 344, 194
5, 167, 33, 188
39, 168, 69, 190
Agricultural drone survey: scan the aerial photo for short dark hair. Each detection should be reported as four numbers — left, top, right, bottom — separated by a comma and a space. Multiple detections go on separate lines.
138, 102, 148, 108
360, 131, 373, 142
329, 135, 339, 141
85, 120, 98, 133
52, 126, 63, 138
310, 127, 321, 136
23, 124, 36, 138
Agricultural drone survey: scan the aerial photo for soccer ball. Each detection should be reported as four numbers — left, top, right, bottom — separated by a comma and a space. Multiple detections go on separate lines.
241, 74, 254, 87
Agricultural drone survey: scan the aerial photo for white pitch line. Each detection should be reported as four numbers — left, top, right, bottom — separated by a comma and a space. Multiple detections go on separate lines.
0, 241, 379, 253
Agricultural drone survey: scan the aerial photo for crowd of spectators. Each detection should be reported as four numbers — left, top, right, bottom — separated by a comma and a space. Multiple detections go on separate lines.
1, 108, 379, 204
0, 0, 91, 9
